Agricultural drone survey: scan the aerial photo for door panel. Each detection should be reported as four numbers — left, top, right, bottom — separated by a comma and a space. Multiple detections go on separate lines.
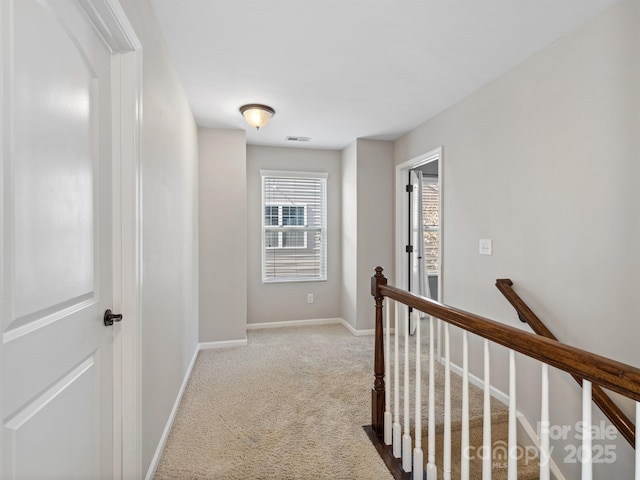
12, 0, 96, 323
5, 356, 98, 479
2, 0, 114, 478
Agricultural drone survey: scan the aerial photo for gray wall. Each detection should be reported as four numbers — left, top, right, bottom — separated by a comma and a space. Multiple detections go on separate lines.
199, 128, 248, 342
247, 146, 342, 324
120, 0, 200, 475
342, 139, 394, 331
394, 1, 639, 477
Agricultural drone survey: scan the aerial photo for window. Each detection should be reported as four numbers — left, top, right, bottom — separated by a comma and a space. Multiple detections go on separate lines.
421, 180, 439, 274
265, 205, 307, 248
261, 170, 327, 282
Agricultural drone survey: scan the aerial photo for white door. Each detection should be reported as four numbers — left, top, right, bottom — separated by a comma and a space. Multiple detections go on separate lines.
2, 0, 117, 478
408, 170, 429, 334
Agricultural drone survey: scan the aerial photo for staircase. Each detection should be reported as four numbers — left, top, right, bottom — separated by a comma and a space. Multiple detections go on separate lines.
367, 267, 640, 479
369, 327, 540, 479
432, 397, 540, 479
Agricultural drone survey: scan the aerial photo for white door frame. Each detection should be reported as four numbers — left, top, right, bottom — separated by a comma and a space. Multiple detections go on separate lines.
395, 147, 443, 351
71, 1, 143, 478
395, 146, 443, 301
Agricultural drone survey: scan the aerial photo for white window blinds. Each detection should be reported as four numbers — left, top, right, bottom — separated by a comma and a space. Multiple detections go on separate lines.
261, 170, 328, 282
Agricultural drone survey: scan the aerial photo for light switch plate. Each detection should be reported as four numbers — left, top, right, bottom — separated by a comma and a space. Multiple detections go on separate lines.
479, 239, 493, 256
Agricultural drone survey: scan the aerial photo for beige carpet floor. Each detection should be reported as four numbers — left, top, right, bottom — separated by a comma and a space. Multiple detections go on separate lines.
153, 324, 394, 480
153, 323, 539, 479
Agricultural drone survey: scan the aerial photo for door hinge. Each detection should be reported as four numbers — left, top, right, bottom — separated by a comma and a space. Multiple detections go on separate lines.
405, 184, 414, 193
405, 245, 413, 253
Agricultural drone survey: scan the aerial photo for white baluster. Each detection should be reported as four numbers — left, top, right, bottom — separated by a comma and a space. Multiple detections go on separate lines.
384, 299, 392, 445
461, 331, 470, 480
443, 323, 451, 480
507, 350, 517, 480
635, 402, 639, 480
582, 380, 592, 480
483, 339, 492, 480
427, 316, 437, 479
540, 363, 550, 480
414, 310, 424, 480
403, 306, 412, 472
393, 302, 401, 458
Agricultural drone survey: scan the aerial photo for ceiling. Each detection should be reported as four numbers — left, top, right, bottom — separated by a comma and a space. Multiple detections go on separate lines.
149, 0, 619, 150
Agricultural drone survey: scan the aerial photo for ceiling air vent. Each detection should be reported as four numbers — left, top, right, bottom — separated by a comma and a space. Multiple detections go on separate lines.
286, 136, 311, 143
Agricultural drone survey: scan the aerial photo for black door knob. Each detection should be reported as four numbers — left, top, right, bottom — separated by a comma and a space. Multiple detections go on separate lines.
104, 309, 123, 326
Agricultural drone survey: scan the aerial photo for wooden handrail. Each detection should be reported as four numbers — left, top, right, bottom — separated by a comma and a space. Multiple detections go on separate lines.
496, 278, 636, 448
371, 270, 640, 404
495, 279, 557, 338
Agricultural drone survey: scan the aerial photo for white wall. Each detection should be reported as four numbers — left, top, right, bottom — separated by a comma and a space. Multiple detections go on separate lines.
341, 142, 358, 328
341, 139, 394, 331
120, 0, 200, 475
199, 128, 248, 341
394, 1, 639, 477
246, 145, 342, 324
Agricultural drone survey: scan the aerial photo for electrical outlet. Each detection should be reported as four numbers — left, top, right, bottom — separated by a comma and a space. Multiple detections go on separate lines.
307, 293, 314, 304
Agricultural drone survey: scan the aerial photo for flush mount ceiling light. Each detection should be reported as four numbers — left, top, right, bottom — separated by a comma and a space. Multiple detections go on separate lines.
239, 104, 275, 130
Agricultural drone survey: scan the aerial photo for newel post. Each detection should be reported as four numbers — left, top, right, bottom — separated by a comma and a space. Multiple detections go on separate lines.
371, 266, 387, 436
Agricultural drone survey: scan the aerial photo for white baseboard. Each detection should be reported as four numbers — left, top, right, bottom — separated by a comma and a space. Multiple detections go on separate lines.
517, 410, 567, 480
145, 345, 199, 480
247, 318, 343, 330
447, 358, 565, 480
447, 359, 510, 407
199, 338, 248, 350
246, 317, 378, 337
339, 319, 376, 336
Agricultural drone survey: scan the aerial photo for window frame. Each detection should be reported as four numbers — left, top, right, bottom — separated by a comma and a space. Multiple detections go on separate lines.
261, 170, 328, 283
264, 203, 308, 249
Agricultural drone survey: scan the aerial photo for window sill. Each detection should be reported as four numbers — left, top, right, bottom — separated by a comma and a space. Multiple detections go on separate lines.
262, 277, 327, 284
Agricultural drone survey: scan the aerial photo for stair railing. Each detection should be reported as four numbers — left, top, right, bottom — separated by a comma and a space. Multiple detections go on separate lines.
369, 266, 640, 480
496, 278, 636, 448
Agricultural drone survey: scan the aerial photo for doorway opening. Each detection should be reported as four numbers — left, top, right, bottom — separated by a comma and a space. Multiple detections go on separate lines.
395, 147, 442, 343
409, 163, 440, 296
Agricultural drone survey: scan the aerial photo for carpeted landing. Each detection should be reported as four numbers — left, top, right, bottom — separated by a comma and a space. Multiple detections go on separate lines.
153, 323, 540, 479
153, 324, 393, 479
